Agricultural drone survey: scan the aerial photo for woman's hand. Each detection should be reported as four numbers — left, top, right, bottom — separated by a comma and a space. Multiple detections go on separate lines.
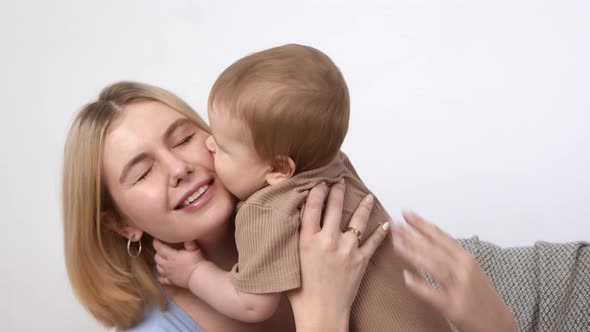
391, 210, 516, 332
288, 181, 390, 332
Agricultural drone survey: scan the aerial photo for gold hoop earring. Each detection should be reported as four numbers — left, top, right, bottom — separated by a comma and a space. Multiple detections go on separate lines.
127, 235, 142, 257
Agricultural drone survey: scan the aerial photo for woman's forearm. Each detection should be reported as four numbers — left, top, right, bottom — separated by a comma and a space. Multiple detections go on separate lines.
292, 304, 350, 332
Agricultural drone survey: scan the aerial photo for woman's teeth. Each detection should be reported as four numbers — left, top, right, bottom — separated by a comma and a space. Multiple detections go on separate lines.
181, 184, 209, 208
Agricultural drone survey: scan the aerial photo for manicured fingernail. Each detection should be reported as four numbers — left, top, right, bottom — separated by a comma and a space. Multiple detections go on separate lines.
403, 270, 413, 285
338, 178, 345, 184
382, 221, 390, 231
365, 194, 374, 204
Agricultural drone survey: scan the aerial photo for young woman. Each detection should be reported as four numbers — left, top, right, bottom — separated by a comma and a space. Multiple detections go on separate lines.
62, 81, 390, 331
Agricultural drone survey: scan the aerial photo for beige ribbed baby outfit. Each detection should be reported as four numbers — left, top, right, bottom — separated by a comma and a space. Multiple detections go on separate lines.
230, 152, 452, 331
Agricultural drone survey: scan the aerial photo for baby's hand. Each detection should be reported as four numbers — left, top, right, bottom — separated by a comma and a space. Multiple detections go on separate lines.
153, 239, 206, 289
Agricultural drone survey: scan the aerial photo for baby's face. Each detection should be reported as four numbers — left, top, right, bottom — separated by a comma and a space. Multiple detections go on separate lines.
206, 108, 271, 200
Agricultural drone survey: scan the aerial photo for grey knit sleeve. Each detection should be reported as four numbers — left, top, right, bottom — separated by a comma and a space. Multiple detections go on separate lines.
457, 237, 590, 332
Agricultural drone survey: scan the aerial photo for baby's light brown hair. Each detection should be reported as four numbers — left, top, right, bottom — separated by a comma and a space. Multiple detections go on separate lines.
208, 44, 350, 174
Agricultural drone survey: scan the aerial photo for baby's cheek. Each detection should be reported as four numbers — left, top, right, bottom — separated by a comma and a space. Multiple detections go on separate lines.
213, 158, 223, 175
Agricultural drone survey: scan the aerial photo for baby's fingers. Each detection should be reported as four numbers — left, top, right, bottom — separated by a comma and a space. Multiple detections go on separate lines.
154, 253, 167, 266
184, 240, 199, 251
158, 276, 171, 285
153, 239, 177, 259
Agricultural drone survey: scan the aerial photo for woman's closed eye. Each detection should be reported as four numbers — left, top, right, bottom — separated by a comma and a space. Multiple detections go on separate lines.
136, 165, 153, 183
173, 133, 195, 148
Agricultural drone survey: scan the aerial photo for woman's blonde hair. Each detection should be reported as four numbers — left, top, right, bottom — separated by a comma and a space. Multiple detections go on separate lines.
62, 81, 209, 328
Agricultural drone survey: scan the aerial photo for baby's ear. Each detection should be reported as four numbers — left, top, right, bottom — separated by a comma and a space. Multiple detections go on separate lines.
265, 155, 296, 185
101, 211, 143, 241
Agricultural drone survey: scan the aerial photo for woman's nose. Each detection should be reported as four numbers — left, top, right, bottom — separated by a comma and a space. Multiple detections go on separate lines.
166, 154, 192, 187
205, 135, 216, 153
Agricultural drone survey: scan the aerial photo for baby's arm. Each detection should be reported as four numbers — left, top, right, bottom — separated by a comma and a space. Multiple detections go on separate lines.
153, 239, 280, 323
189, 261, 281, 322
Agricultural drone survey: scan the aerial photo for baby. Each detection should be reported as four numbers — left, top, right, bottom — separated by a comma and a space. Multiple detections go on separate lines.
156, 44, 451, 331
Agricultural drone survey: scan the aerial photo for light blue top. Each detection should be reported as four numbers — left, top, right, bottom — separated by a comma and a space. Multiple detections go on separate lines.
119, 298, 205, 332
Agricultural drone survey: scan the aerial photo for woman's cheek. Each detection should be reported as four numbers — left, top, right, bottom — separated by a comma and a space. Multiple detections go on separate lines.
128, 186, 163, 217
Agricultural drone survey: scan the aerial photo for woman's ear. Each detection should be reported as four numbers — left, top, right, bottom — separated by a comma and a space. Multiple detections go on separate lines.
265, 156, 296, 186
100, 211, 144, 241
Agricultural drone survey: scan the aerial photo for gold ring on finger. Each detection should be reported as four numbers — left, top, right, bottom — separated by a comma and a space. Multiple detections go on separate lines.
344, 226, 362, 244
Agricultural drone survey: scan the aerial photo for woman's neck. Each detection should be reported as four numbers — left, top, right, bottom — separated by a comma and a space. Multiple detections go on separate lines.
197, 223, 238, 271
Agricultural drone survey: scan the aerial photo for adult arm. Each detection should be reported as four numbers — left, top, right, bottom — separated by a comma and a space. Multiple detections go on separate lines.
458, 236, 590, 332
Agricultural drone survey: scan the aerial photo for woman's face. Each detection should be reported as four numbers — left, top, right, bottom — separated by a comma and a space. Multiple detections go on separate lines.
101, 101, 236, 243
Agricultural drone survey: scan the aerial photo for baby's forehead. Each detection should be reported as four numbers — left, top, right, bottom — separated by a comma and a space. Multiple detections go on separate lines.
209, 109, 249, 132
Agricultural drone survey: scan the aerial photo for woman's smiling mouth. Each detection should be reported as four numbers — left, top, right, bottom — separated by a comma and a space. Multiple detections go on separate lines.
175, 179, 216, 211
180, 184, 209, 208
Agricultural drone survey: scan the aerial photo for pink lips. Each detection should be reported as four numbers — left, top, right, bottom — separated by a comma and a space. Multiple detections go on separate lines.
175, 179, 216, 212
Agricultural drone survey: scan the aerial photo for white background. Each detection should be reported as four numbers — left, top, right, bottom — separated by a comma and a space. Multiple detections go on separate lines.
1, 0, 588, 331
